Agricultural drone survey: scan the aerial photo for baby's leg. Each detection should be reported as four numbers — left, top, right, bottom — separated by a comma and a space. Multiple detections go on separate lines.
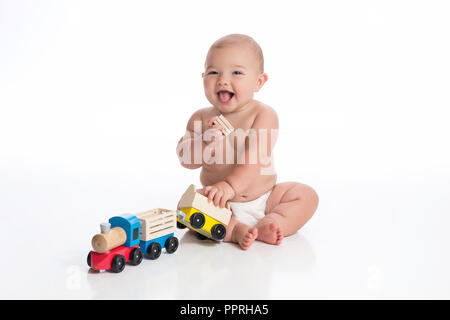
255, 182, 318, 245
224, 217, 258, 250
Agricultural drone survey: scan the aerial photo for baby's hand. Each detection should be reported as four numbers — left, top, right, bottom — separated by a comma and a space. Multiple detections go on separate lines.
207, 116, 225, 136
204, 180, 236, 208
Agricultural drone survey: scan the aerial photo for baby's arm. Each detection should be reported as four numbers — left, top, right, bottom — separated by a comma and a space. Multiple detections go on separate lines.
176, 108, 223, 169
176, 109, 205, 169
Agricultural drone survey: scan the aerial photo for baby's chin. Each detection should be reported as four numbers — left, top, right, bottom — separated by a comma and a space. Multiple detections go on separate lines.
213, 103, 238, 114
214, 99, 255, 114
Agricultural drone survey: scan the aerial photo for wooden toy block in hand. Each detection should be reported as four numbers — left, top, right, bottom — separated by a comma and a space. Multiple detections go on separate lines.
214, 114, 234, 136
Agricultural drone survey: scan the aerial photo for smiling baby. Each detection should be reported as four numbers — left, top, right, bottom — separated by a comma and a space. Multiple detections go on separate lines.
176, 34, 318, 250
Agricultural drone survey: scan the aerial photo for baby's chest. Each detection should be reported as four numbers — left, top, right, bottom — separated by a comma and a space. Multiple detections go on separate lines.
224, 115, 256, 132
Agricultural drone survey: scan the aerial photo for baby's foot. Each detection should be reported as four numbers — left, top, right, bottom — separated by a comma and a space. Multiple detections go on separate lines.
232, 224, 258, 250
256, 222, 283, 245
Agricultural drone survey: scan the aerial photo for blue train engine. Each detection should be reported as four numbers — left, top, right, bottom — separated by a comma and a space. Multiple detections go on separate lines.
87, 209, 179, 273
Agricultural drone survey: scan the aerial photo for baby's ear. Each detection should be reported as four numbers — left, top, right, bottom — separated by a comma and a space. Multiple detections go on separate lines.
255, 73, 268, 92
202, 72, 205, 78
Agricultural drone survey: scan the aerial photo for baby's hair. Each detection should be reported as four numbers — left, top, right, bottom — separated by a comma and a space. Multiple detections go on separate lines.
206, 34, 264, 73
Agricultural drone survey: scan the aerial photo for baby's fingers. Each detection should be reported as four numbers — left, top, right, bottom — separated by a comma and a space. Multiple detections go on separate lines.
213, 190, 224, 207
207, 187, 218, 203
197, 188, 206, 196
203, 186, 213, 196
219, 197, 225, 208
208, 116, 219, 128
219, 195, 229, 208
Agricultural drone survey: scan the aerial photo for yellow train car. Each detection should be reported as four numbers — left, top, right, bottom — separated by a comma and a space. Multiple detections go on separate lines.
177, 184, 232, 241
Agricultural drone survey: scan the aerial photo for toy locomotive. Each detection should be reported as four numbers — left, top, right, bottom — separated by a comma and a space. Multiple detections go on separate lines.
87, 184, 233, 273
87, 208, 178, 273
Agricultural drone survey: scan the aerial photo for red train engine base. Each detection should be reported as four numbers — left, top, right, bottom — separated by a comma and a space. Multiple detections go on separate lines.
87, 244, 143, 273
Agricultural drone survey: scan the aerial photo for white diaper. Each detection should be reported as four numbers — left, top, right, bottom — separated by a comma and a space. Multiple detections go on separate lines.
228, 189, 272, 227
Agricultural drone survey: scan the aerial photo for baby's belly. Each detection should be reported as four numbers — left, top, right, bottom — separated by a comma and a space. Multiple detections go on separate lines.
200, 164, 277, 202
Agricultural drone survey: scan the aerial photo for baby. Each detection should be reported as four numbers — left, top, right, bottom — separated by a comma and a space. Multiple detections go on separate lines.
176, 34, 319, 250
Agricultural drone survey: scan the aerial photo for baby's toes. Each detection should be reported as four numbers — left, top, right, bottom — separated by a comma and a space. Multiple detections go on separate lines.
243, 234, 253, 244
240, 228, 257, 250
240, 240, 251, 250
276, 228, 283, 244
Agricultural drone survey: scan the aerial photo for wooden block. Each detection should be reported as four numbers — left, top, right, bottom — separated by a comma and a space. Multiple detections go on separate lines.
216, 114, 234, 136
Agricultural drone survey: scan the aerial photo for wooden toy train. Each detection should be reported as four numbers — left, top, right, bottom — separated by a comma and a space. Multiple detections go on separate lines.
87, 208, 178, 273
87, 184, 232, 273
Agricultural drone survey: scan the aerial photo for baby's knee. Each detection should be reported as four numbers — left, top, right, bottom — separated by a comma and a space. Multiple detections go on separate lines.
294, 183, 319, 209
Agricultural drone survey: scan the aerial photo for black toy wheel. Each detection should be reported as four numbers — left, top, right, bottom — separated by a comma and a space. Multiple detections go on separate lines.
211, 224, 226, 241
147, 242, 162, 260
194, 232, 209, 240
190, 212, 205, 229
165, 236, 179, 254
87, 252, 92, 267
129, 247, 144, 266
111, 255, 126, 273
177, 221, 187, 229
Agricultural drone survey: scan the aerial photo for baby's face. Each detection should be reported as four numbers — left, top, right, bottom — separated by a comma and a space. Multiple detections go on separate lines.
202, 44, 267, 113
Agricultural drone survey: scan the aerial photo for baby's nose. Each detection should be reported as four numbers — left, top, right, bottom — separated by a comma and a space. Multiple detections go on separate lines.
217, 76, 230, 86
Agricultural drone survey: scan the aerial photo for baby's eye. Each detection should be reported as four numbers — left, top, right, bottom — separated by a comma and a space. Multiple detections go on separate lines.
207, 71, 218, 75
233, 71, 243, 75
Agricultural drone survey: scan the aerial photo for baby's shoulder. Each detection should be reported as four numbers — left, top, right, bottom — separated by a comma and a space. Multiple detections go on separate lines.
189, 106, 217, 122
251, 101, 279, 129
254, 101, 277, 117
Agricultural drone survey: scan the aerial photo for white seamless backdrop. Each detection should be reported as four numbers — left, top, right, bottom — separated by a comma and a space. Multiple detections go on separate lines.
0, 0, 449, 299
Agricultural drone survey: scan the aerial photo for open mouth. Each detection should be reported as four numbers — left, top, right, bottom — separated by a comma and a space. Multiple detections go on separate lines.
217, 90, 235, 103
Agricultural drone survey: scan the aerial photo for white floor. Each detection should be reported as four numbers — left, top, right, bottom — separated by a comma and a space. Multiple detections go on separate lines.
1, 164, 449, 300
